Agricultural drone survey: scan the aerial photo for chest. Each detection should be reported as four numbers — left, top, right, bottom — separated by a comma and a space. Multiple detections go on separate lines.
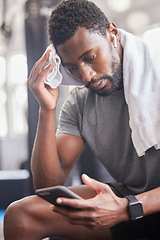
80, 91, 160, 192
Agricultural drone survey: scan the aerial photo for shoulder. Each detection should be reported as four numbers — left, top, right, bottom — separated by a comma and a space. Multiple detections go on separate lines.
69, 86, 89, 100
60, 86, 89, 115
66, 86, 90, 109
62, 86, 101, 117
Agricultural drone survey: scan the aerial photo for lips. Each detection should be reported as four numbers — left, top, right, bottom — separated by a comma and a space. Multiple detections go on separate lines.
92, 79, 107, 90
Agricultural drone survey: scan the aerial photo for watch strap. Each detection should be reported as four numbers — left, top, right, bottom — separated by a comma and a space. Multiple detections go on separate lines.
125, 195, 144, 220
125, 195, 138, 203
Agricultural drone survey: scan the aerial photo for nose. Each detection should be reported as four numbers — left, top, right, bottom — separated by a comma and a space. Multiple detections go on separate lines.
79, 64, 96, 85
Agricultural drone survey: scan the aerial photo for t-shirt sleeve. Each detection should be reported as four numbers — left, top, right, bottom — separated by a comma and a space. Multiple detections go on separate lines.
56, 88, 83, 137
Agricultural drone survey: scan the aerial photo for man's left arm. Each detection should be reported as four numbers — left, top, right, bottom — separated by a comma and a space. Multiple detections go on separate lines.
136, 186, 160, 216
51, 174, 160, 231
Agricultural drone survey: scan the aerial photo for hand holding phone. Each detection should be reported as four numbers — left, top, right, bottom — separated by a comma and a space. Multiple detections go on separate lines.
36, 186, 83, 209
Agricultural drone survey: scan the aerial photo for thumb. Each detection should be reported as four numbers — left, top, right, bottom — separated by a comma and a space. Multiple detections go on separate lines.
82, 174, 106, 194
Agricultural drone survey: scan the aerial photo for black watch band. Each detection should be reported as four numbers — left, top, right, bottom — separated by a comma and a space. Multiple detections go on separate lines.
125, 195, 144, 221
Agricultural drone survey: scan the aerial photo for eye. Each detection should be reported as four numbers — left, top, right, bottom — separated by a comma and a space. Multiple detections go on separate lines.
65, 65, 78, 74
85, 53, 96, 63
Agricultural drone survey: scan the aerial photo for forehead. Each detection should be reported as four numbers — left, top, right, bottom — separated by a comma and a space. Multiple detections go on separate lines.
56, 27, 109, 63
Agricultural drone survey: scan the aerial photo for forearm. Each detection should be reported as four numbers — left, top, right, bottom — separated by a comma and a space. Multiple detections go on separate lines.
121, 187, 160, 223
136, 187, 160, 216
31, 108, 65, 189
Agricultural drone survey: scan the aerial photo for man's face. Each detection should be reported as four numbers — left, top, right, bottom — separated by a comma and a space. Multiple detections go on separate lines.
56, 27, 123, 96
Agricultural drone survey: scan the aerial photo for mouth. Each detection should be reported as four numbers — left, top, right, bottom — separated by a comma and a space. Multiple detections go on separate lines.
92, 79, 107, 90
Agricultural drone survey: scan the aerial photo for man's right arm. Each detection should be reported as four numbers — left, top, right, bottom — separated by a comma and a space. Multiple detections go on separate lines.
31, 108, 84, 189
27, 50, 85, 189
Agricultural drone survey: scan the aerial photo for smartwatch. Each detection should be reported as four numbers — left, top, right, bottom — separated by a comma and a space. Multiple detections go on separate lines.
125, 195, 144, 220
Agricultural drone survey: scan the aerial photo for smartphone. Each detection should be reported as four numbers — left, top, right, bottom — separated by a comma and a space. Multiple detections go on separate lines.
36, 185, 83, 208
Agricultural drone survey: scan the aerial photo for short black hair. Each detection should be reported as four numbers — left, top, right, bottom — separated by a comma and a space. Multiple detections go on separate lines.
48, 0, 109, 47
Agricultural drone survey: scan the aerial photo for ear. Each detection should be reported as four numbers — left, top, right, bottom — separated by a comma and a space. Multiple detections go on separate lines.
107, 22, 119, 47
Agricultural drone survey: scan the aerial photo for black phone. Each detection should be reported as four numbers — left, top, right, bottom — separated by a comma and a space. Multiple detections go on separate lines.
36, 185, 83, 208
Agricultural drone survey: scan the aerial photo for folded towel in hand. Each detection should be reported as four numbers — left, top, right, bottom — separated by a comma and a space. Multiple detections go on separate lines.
44, 45, 83, 88
44, 45, 62, 88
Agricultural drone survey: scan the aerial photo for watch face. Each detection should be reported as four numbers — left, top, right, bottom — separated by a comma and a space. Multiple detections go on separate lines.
129, 202, 144, 220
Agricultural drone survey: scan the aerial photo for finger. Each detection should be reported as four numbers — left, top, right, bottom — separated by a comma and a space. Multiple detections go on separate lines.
52, 205, 79, 214
29, 50, 50, 79
28, 62, 55, 91
36, 61, 55, 83
52, 206, 97, 230
82, 174, 107, 194
53, 196, 95, 210
65, 219, 96, 230
52, 205, 83, 220
52, 205, 92, 221
36, 50, 52, 73
63, 215, 94, 229
56, 197, 87, 209
28, 50, 52, 85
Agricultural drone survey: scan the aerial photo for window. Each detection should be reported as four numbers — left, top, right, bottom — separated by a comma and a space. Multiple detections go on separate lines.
0, 54, 28, 137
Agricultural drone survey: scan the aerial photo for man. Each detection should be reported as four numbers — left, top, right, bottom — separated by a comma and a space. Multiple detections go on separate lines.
4, 0, 160, 239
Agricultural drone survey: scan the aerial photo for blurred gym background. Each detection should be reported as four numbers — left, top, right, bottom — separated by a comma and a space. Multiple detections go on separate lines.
0, 0, 160, 239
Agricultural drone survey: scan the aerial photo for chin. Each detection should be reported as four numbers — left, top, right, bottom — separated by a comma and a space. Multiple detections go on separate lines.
96, 85, 119, 96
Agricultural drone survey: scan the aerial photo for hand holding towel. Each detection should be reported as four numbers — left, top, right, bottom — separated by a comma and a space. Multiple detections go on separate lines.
44, 45, 83, 88
44, 45, 62, 88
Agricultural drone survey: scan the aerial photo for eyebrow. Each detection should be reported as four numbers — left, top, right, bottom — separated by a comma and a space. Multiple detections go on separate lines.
77, 49, 93, 60
62, 49, 94, 66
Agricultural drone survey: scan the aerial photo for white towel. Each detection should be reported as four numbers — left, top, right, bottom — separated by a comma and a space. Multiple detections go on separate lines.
119, 28, 160, 156
44, 45, 83, 88
44, 45, 62, 88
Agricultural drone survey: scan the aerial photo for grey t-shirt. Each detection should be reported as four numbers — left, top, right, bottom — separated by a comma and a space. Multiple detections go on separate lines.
57, 86, 160, 195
